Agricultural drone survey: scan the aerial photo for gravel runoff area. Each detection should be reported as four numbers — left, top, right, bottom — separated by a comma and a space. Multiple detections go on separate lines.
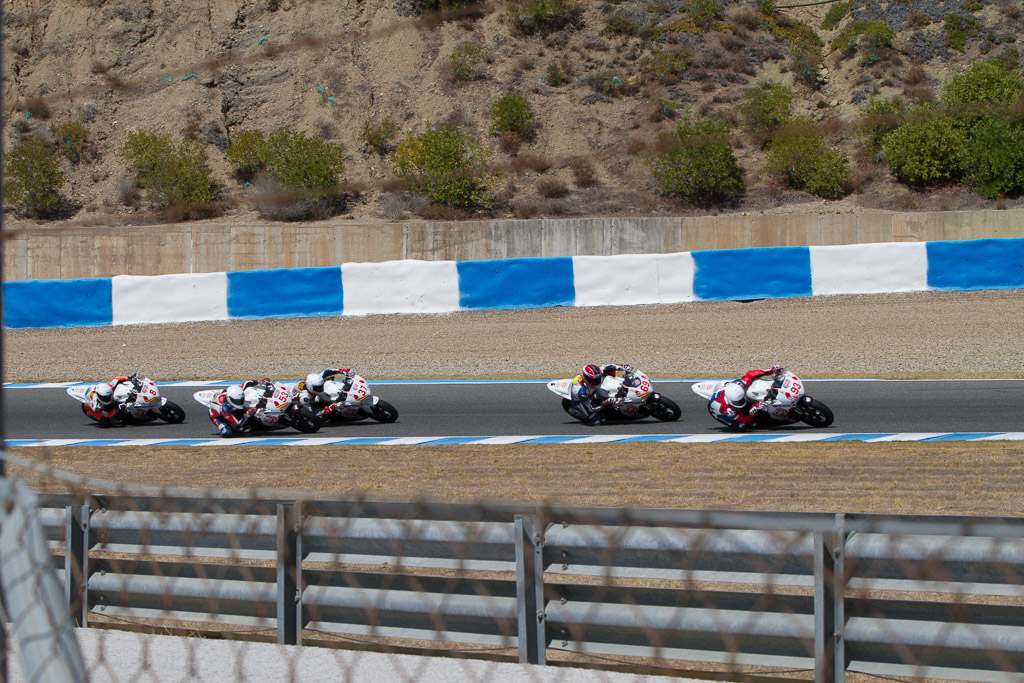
4, 290, 1024, 382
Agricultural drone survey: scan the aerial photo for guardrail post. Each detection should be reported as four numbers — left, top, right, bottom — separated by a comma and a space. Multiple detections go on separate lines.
65, 503, 92, 627
815, 514, 847, 683
514, 514, 546, 665
277, 502, 303, 646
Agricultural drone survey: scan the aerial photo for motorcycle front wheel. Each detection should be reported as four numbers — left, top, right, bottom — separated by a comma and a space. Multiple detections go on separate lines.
794, 398, 834, 428
370, 399, 399, 423
158, 400, 186, 424
648, 395, 681, 422
289, 406, 322, 433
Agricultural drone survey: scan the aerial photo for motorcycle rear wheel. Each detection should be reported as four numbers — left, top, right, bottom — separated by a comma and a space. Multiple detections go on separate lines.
795, 398, 834, 428
371, 399, 399, 423
159, 400, 186, 424
649, 396, 681, 422
290, 406, 322, 433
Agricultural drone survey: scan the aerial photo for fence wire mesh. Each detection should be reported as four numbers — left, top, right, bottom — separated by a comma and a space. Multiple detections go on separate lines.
2, 448, 1024, 683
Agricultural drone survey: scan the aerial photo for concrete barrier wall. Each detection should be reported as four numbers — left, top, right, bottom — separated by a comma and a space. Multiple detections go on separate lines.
5, 238, 1023, 329
5, 208, 1024, 281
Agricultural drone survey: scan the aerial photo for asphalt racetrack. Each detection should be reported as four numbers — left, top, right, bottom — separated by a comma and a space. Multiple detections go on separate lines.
5, 379, 1023, 440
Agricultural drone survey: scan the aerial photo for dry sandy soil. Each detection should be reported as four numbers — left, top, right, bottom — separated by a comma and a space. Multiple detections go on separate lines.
5, 289, 1024, 516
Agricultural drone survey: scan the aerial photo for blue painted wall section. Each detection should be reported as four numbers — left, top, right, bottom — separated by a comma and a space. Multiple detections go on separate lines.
457, 257, 575, 310
3, 277, 112, 328
692, 246, 813, 301
227, 266, 343, 319
926, 238, 1024, 291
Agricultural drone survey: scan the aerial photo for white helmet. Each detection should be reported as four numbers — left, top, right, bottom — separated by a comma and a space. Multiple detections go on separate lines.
305, 373, 324, 393
723, 382, 747, 408
225, 385, 245, 410
95, 383, 114, 406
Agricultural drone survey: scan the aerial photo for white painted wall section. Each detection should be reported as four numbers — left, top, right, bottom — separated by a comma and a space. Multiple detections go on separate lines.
572, 252, 695, 306
810, 242, 928, 296
112, 272, 229, 325
341, 260, 461, 315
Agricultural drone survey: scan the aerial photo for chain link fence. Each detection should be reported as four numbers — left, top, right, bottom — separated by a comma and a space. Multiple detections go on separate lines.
2, 449, 1024, 683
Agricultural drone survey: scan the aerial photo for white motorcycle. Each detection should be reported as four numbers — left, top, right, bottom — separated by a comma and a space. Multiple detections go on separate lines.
310, 374, 398, 424
68, 373, 186, 425
193, 382, 321, 436
547, 370, 681, 424
691, 369, 834, 429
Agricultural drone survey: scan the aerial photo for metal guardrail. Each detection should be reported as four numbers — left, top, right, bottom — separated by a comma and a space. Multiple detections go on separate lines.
34, 494, 1024, 682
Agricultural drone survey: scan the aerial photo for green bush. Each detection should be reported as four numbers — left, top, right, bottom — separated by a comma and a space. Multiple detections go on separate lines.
362, 116, 398, 155
962, 115, 1024, 198
225, 129, 267, 181
944, 14, 982, 52
506, 0, 580, 35
687, 0, 723, 29
490, 92, 535, 138
545, 62, 567, 86
857, 96, 907, 151
881, 112, 968, 185
739, 82, 794, 140
643, 47, 691, 82
449, 42, 489, 82
942, 57, 1024, 106
766, 119, 850, 199
829, 20, 895, 52
821, 1, 852, 30
120, 130, 215, 210
262, 127, 345, 191
393, 124, 493, 207
4, 135, 66, 218
49, 119, 92, 164
649, 116, 744, 206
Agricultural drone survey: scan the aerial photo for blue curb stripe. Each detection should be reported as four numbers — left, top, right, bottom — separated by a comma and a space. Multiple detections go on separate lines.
719, 433, 793, 442
521, 436, 589, 444
4, 277, 113, 328
923, 433, 1002, 441
328, 437, 394, 445
420, 437, 494, 445
927, 238, 1024, 291
227, 267, 343, 319
613, 434, 697, 443
822, 433, 894, 441
150, 439, 224, 446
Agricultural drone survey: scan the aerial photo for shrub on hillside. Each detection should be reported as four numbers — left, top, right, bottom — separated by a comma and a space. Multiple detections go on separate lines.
821, 1, 852, 30
962, 115, 1024, 198
490, 92, 535, 138
649, 116, 744, 206
362, 116, 399, 155
687, 0, 723, 30
766, 119, 851, 199
262, 127, 345, 192
447, 42, 489, 82
4, 135, 66, 218
881, 111, 968, 186
857, 96, 907, 151
49, 119, 93, 164
120, 130, 215, 212
942, 57, 1024, 106
829, 20, 895, 53
225, 129, 267, 181
393, 124, 493, 207
739, 82, 794, 142
642, 47, 691, 83
943, 14, 982, 52
506, 0, 580, 35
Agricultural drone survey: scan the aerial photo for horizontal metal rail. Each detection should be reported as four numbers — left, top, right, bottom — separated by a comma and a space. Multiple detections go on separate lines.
31, 494, 1024, 682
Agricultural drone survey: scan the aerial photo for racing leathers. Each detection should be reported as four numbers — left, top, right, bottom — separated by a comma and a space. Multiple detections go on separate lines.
84, 375, 138, 427
298, 368, 353, 417
569, 364, 634, 425
708, 365, 783, 430
208, 379, 274, 437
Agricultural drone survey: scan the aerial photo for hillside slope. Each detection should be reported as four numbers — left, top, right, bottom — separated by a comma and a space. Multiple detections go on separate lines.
3, 0, 1023, 227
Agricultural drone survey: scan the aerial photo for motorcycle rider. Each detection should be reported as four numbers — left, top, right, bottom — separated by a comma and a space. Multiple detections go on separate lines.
298, 367, 354, 417
208, 378, 275, 437
85, 374, 142, 427
570, 363, 635, 425
708, 365, 784, 430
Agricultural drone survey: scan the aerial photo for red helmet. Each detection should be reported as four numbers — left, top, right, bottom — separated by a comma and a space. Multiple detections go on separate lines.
582, 364, 602, 384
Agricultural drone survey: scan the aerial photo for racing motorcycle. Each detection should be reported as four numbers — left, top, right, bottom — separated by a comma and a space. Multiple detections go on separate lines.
309, 374, 399, 425
691, 369, 834, 429
547, 369, 681, 423
68, 374, 186, 425
193, 382, 321, 436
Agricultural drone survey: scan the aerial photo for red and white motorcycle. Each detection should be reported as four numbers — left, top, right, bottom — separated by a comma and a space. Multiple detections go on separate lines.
193, 382, 321, 436
691, 369, 834, 428
309, 374, 399, 424
548, 369, 681, 423
68, 374, 186, 425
